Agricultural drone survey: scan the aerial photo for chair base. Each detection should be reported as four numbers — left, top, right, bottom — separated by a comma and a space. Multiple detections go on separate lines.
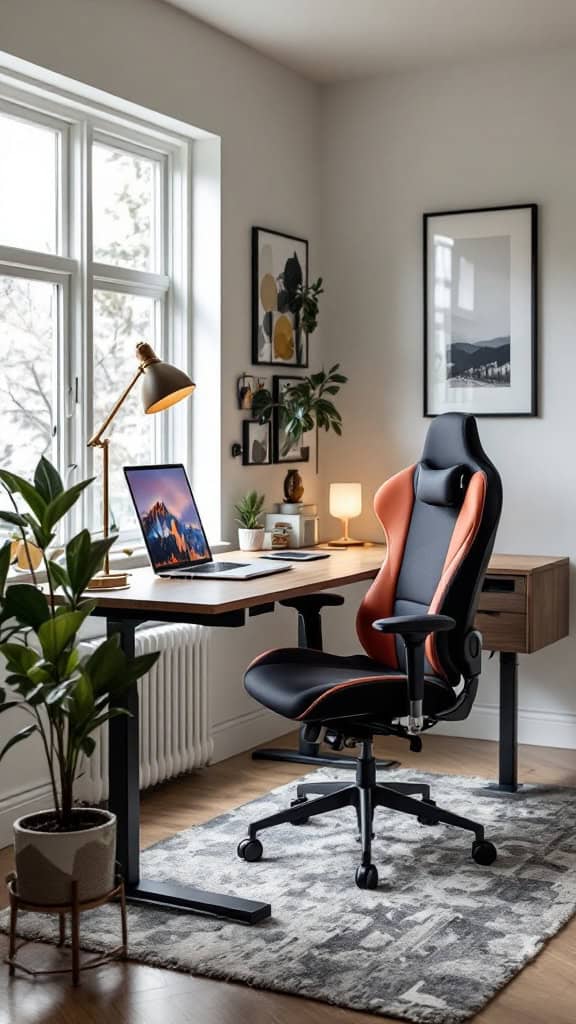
238, 740, 497, 888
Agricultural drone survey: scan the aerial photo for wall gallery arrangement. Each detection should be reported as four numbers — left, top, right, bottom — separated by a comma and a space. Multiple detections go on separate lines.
423, 204, 537, 417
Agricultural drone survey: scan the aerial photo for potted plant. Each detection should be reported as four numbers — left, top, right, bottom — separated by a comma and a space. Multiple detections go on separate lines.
252, 363, 348, 473
0, 457, 159, 905
234, 491, 266, 551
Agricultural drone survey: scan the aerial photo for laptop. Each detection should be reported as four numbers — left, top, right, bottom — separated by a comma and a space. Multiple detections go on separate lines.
124, 464, 291, 580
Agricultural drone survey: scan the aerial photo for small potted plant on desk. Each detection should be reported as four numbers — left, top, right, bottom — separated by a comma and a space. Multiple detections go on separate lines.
234, 491, 266, 551
0, 458, 159, 907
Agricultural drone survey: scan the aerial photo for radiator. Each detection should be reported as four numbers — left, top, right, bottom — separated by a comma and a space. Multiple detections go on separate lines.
79, 623, 213, 804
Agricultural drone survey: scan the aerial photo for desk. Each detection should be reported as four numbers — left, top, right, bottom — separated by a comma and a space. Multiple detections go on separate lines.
88, 546, 385, 925
87, 548, 569, 920
477, 554, 569, 791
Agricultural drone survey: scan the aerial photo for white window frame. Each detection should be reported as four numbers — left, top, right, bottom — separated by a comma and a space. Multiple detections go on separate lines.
0, 68, 205, 544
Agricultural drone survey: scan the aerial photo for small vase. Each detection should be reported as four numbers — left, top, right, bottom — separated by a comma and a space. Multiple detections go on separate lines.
283, 469, 304, 503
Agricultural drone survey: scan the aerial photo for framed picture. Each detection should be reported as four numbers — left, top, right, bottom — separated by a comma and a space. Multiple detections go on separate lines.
272, 376, 310, 464
236, 373, 267, 411
423, 204, 537, 417
242, 420, 272, 465
252, 226, 309, 367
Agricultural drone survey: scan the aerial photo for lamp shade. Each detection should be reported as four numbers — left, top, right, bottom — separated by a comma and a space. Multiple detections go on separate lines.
137, 342, 196, 414
329, 482, 362, 521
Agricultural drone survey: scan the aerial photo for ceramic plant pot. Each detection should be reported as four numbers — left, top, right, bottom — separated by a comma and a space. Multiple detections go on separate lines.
13, 808, 116, 905
238, 528, 265, 551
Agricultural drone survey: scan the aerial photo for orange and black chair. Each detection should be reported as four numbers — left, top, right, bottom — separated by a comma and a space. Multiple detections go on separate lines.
237, 412, 502, 888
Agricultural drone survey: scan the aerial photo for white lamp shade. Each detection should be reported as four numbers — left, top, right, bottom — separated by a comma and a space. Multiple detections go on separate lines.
330, 482, 362, 521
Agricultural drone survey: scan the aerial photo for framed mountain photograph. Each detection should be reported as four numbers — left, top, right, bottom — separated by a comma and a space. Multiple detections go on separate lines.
423, 204, 537, 416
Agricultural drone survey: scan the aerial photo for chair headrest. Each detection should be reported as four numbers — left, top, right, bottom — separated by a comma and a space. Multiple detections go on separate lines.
416, 464, 470, 507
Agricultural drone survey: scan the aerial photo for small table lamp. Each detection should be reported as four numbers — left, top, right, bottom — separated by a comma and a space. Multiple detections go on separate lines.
86, 341, 195, 590
328, 482, 364, 547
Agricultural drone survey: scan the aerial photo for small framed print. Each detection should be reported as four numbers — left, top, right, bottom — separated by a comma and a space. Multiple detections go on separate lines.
236, 373, 267, 411
423, 204, 537, 417
272, 376, 310, 463
242, 420, 272, 466
252, 226, 309, 367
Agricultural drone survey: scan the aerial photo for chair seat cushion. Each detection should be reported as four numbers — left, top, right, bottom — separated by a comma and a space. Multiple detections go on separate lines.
245, 648, 455, 723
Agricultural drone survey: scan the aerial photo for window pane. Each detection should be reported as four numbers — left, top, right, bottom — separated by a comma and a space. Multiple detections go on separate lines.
0, 276, 57, 478
93, 290, 158, 533
0, 112, 59, 253
92, 143, 158, 272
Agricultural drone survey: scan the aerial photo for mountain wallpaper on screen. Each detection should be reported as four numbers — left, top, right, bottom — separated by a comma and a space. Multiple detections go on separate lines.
142, 500, 208, 567
447, 336, 511, 387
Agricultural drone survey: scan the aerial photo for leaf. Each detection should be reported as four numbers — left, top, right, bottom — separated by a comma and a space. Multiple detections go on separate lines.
0, 541, 11, 598
22, 514, 53, 551
47, 560, 70, 593
44, 480, 93, 531
0, 511, 28, 529
66, 532, 115, 597
38, 607, 93, 663
34, 458, 63, 504
4, 584, 51, 629
0, 471, 48, 522
0, 700, 25, 714
0, 723, 37, 763
0, 642, 39, 674
80, 736, 96, 757
83, 634, 125, 693
122, 650, 160, 685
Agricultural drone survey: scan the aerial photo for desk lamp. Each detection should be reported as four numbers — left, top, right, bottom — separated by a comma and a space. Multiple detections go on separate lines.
87, 341, 195, 590
328, 482, 364, 547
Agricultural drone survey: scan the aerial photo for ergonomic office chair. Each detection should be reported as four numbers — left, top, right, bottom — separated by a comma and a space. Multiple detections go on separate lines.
237, 412, 502, 889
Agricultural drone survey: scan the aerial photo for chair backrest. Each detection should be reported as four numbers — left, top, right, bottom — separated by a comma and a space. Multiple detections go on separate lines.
356, 413, 502, 684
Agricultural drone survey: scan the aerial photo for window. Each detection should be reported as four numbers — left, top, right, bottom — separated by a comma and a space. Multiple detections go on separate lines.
0, 81, 193, 541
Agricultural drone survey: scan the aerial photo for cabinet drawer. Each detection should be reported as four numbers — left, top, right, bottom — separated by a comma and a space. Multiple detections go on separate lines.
474, 610, 527, 653
478, 574, 526, 614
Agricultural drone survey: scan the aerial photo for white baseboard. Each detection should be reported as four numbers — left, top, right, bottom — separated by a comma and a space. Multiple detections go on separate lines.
0, 780, 53, 851
435, 703, 576, 750
211, 708, 289, 763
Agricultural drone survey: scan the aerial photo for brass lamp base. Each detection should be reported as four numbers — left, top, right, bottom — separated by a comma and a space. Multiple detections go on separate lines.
86, 571, 130, 591
328, 537, 365, 548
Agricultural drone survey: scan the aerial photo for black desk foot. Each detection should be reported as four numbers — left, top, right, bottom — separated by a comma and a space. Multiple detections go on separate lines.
252, 748, 399, 770
485, 782, 522, 794
126, 879, 271, 924
484, 650, 519, 793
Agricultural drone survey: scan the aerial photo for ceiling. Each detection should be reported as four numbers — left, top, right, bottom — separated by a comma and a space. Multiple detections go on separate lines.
163, 0, 576, 82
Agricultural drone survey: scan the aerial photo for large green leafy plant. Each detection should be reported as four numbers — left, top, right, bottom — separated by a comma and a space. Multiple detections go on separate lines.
0, 458, 159, 830
252, 364, 348, 473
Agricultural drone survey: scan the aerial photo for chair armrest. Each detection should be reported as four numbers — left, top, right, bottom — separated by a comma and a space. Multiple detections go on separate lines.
371, 614, 455, 639
371, 614, 455, 734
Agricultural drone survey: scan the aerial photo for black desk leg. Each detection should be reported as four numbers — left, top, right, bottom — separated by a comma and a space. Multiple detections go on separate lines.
107, 617, 271, 925
487, 651, 519, 793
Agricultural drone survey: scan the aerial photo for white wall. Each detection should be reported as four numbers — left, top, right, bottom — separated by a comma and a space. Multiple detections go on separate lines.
319, 53, 576, 748
0, 0, 321, 842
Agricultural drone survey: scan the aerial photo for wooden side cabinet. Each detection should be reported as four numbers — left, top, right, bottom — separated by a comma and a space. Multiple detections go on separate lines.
474, 555, 570, 791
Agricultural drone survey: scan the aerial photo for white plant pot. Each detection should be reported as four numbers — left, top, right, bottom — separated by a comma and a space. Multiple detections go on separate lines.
13, 807, 116, 905
238, 527, 265, 551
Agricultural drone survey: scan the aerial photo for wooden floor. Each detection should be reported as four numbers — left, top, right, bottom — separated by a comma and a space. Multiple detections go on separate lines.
1, 731, 576, 1024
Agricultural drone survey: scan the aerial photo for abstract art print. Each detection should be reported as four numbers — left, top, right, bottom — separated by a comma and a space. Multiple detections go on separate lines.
242, 419, 272, 465
252, 227, 309, 367
424, 205, 537, 416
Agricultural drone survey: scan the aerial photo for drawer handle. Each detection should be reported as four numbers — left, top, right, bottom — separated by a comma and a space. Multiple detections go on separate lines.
482, 579, 515, 593
480, 610, 501, 617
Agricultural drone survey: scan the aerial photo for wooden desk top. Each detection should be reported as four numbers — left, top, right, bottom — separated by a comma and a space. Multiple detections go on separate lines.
80, 548, 570, 618
84, 546, 387, 616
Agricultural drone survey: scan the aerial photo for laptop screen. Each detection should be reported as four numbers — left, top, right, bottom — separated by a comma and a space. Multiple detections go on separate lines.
124, 464, 211, 571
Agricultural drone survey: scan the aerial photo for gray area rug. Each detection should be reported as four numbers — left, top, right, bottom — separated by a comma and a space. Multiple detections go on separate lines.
3, 767, 576, 1023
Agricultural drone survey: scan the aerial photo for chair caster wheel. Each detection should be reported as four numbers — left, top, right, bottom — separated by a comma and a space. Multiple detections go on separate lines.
237, 837, 263, 862
355, 864, 378, 890
418, 799, 439, 826
409, 736, 423, 752
472, 839, 497, 866
290, 797, 309, 825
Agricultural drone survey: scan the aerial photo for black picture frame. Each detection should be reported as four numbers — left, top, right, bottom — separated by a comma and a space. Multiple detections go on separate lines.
242, 419, 272, 466
423, 204, 538, 418
252, 226, 309, 368
272, 375, 310, 464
